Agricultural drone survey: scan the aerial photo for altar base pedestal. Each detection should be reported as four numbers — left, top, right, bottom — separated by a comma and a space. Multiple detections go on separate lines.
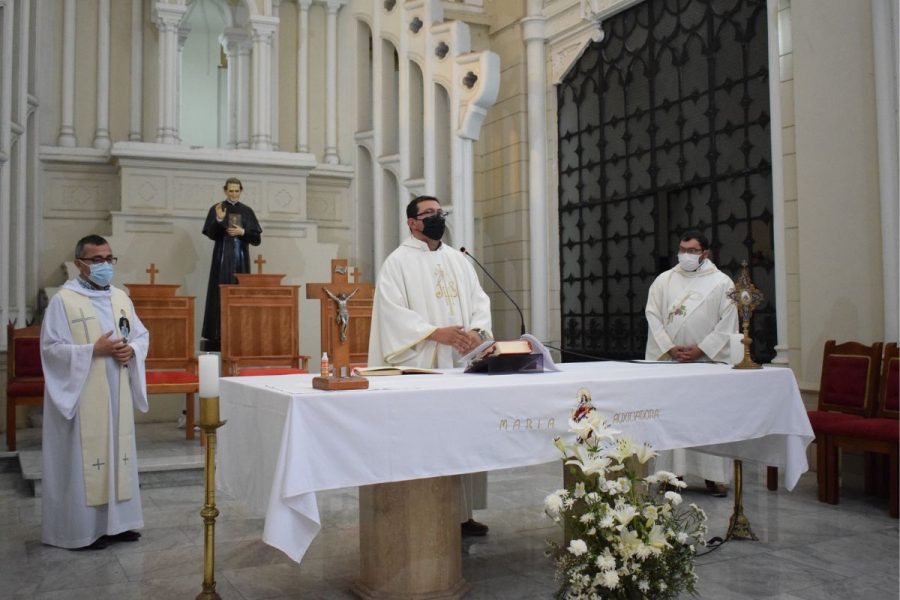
353, 476, 468, 600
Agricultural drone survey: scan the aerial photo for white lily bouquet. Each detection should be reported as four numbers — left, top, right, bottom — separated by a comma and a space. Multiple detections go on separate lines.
544, 389, 707, 600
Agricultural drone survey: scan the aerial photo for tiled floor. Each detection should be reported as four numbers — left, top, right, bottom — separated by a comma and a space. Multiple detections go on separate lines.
1, 424, 897, 599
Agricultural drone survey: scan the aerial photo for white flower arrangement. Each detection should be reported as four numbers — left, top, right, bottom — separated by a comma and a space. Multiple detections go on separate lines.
545, 388, 707, 600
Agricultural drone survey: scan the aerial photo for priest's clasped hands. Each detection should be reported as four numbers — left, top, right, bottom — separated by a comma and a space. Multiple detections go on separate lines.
428, 326, 482, 354
93, 331, 134, 365
670, 344, 704, 362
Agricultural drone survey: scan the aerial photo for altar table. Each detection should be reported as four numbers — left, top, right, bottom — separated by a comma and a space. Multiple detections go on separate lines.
217, 361, 813, 566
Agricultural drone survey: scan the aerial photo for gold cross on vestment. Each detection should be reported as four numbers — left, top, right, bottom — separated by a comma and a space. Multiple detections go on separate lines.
146, 263, 158, 284
255, 255, 266, 274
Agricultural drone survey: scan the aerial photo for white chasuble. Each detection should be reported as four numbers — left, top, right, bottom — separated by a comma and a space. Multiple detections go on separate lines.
644, 260, 738, 483
368, 237, 492, 518
40, 280, 150, 548
368, 237, 492, 369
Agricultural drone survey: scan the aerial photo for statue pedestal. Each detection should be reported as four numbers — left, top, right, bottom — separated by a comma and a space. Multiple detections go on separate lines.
353, 476, 468, 600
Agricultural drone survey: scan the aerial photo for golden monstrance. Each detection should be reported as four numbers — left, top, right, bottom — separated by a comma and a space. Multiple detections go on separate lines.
727, 260, 764, 370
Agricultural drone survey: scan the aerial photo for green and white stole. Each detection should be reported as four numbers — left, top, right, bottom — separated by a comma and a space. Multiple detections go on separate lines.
58, 288, 135, 507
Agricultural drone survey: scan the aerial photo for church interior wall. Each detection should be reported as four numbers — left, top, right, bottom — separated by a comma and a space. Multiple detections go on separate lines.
791, 0, 886, 390
475, 2, 535, 340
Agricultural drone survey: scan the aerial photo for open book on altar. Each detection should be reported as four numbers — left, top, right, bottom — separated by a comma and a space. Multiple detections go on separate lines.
461, 334, 561, 373
351, 366, 442, 376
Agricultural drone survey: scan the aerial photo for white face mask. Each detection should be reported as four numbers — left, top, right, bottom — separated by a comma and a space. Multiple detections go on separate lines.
677, 253, 702, 271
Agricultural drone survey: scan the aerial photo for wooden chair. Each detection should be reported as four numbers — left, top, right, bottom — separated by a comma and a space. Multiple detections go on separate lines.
767, 341, 883, 497
5, 324, 44, 451
220, 273, 309, 376
822, 343, 898, 516
126, 282, 199, 441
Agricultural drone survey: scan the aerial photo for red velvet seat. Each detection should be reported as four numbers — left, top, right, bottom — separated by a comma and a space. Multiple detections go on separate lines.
6, 324, 44, 451
146, 371, 200, 385
823, 343, 899, 517
237, 367, 308, 376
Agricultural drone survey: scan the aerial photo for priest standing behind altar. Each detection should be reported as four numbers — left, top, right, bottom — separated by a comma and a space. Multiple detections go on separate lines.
368, 195, 494, 536
645, 230, 738, 497
40, 235, 150, 549
200, 177, 262, 351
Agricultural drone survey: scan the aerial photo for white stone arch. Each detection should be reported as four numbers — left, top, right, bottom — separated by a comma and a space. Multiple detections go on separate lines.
351, 0, 499, 266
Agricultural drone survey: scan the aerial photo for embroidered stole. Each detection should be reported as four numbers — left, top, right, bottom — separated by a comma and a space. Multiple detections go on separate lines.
58, 288, 135, 507
663, 269, 720, 340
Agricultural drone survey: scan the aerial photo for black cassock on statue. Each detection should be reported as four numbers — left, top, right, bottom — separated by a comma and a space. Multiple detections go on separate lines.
201, 201, 262, 349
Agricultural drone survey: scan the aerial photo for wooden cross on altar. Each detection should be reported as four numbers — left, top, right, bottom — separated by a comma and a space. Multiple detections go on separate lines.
306, 259, 375, 374
255, 255, 266, 274
146, 263, 158, 284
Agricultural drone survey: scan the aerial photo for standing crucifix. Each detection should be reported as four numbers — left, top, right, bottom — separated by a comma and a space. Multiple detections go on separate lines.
306, 259, 375, 375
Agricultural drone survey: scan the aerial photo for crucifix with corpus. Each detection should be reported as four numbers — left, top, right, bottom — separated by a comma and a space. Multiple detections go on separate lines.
306, 259, 375, 378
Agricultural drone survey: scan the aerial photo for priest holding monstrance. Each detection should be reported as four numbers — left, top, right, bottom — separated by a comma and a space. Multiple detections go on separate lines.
368, 195, 493, 536
200, 177, 262, 351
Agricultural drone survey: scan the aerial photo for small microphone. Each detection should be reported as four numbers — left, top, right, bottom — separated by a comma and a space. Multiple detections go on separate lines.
460, 247, 526, 336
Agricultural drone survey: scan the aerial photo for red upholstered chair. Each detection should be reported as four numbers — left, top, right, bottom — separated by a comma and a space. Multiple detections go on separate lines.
768, 340, 883, 495
822, 343, 899, 517
6, 324, 44, 451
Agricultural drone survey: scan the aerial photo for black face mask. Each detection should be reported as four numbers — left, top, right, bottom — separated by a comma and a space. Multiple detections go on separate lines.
421, 214, 446, 241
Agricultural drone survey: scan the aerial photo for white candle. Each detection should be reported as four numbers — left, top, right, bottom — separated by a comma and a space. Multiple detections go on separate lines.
199, 354, 220, 397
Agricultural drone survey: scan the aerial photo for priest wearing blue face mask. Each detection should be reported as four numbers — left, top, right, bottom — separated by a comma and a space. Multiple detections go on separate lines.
644, 229, 738, 497
39, 234, 150, 549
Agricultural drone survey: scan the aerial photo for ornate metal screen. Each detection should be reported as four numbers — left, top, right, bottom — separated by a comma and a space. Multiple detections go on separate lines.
558, 0, 776, 362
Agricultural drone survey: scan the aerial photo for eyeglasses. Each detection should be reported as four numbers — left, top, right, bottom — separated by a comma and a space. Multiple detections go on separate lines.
678, 248, 704, 255
415, 209, 450, 220
78, 256, 118, 265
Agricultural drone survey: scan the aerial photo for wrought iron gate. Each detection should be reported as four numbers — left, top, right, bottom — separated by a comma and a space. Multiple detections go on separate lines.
558, 0, 776, 362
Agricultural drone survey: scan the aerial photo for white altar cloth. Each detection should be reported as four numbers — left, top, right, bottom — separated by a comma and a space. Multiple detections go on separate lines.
217, 361, 813, 562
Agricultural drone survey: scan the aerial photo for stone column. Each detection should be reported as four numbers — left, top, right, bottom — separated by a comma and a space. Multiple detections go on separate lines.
13, 0, 29, 326
154, 3, 186, 143
270, 0, 281, 150
296, 0, 311, 153
766, 0, 789, 363
249, 16, 277, 151
221, 29, 246, 149
522, 1, 548, 341
177, 25, 191, 143
872, 0, 899, 340
93, 0, 111, 150
0, 0, 13, 331
57, 0, 77, 146
323, 0, 346, 164
129, 0, 144, 141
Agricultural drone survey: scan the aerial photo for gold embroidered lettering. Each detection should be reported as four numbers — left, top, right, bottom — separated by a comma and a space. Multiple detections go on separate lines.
499, 419, 508, 431
513, 419, 521, 431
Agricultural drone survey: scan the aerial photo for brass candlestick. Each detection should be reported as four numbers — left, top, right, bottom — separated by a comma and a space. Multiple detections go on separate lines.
725, 460, 758, 541
196, 396, 226, 600
727, 260, 764, 370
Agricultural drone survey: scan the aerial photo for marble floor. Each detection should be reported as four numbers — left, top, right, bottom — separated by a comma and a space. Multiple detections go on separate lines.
1, 424, 897, 600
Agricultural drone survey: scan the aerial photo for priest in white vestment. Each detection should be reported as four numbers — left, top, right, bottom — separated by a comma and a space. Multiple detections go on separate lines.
40, 235, 150, 549
645, 230, 738, 495
368, 196, 493, 535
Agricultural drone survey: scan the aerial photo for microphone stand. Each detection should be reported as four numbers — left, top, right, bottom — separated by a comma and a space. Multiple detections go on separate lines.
459, 247, 526, 336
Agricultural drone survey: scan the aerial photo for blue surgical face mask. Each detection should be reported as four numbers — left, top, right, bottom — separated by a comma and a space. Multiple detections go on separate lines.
88, 262, 114, 287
